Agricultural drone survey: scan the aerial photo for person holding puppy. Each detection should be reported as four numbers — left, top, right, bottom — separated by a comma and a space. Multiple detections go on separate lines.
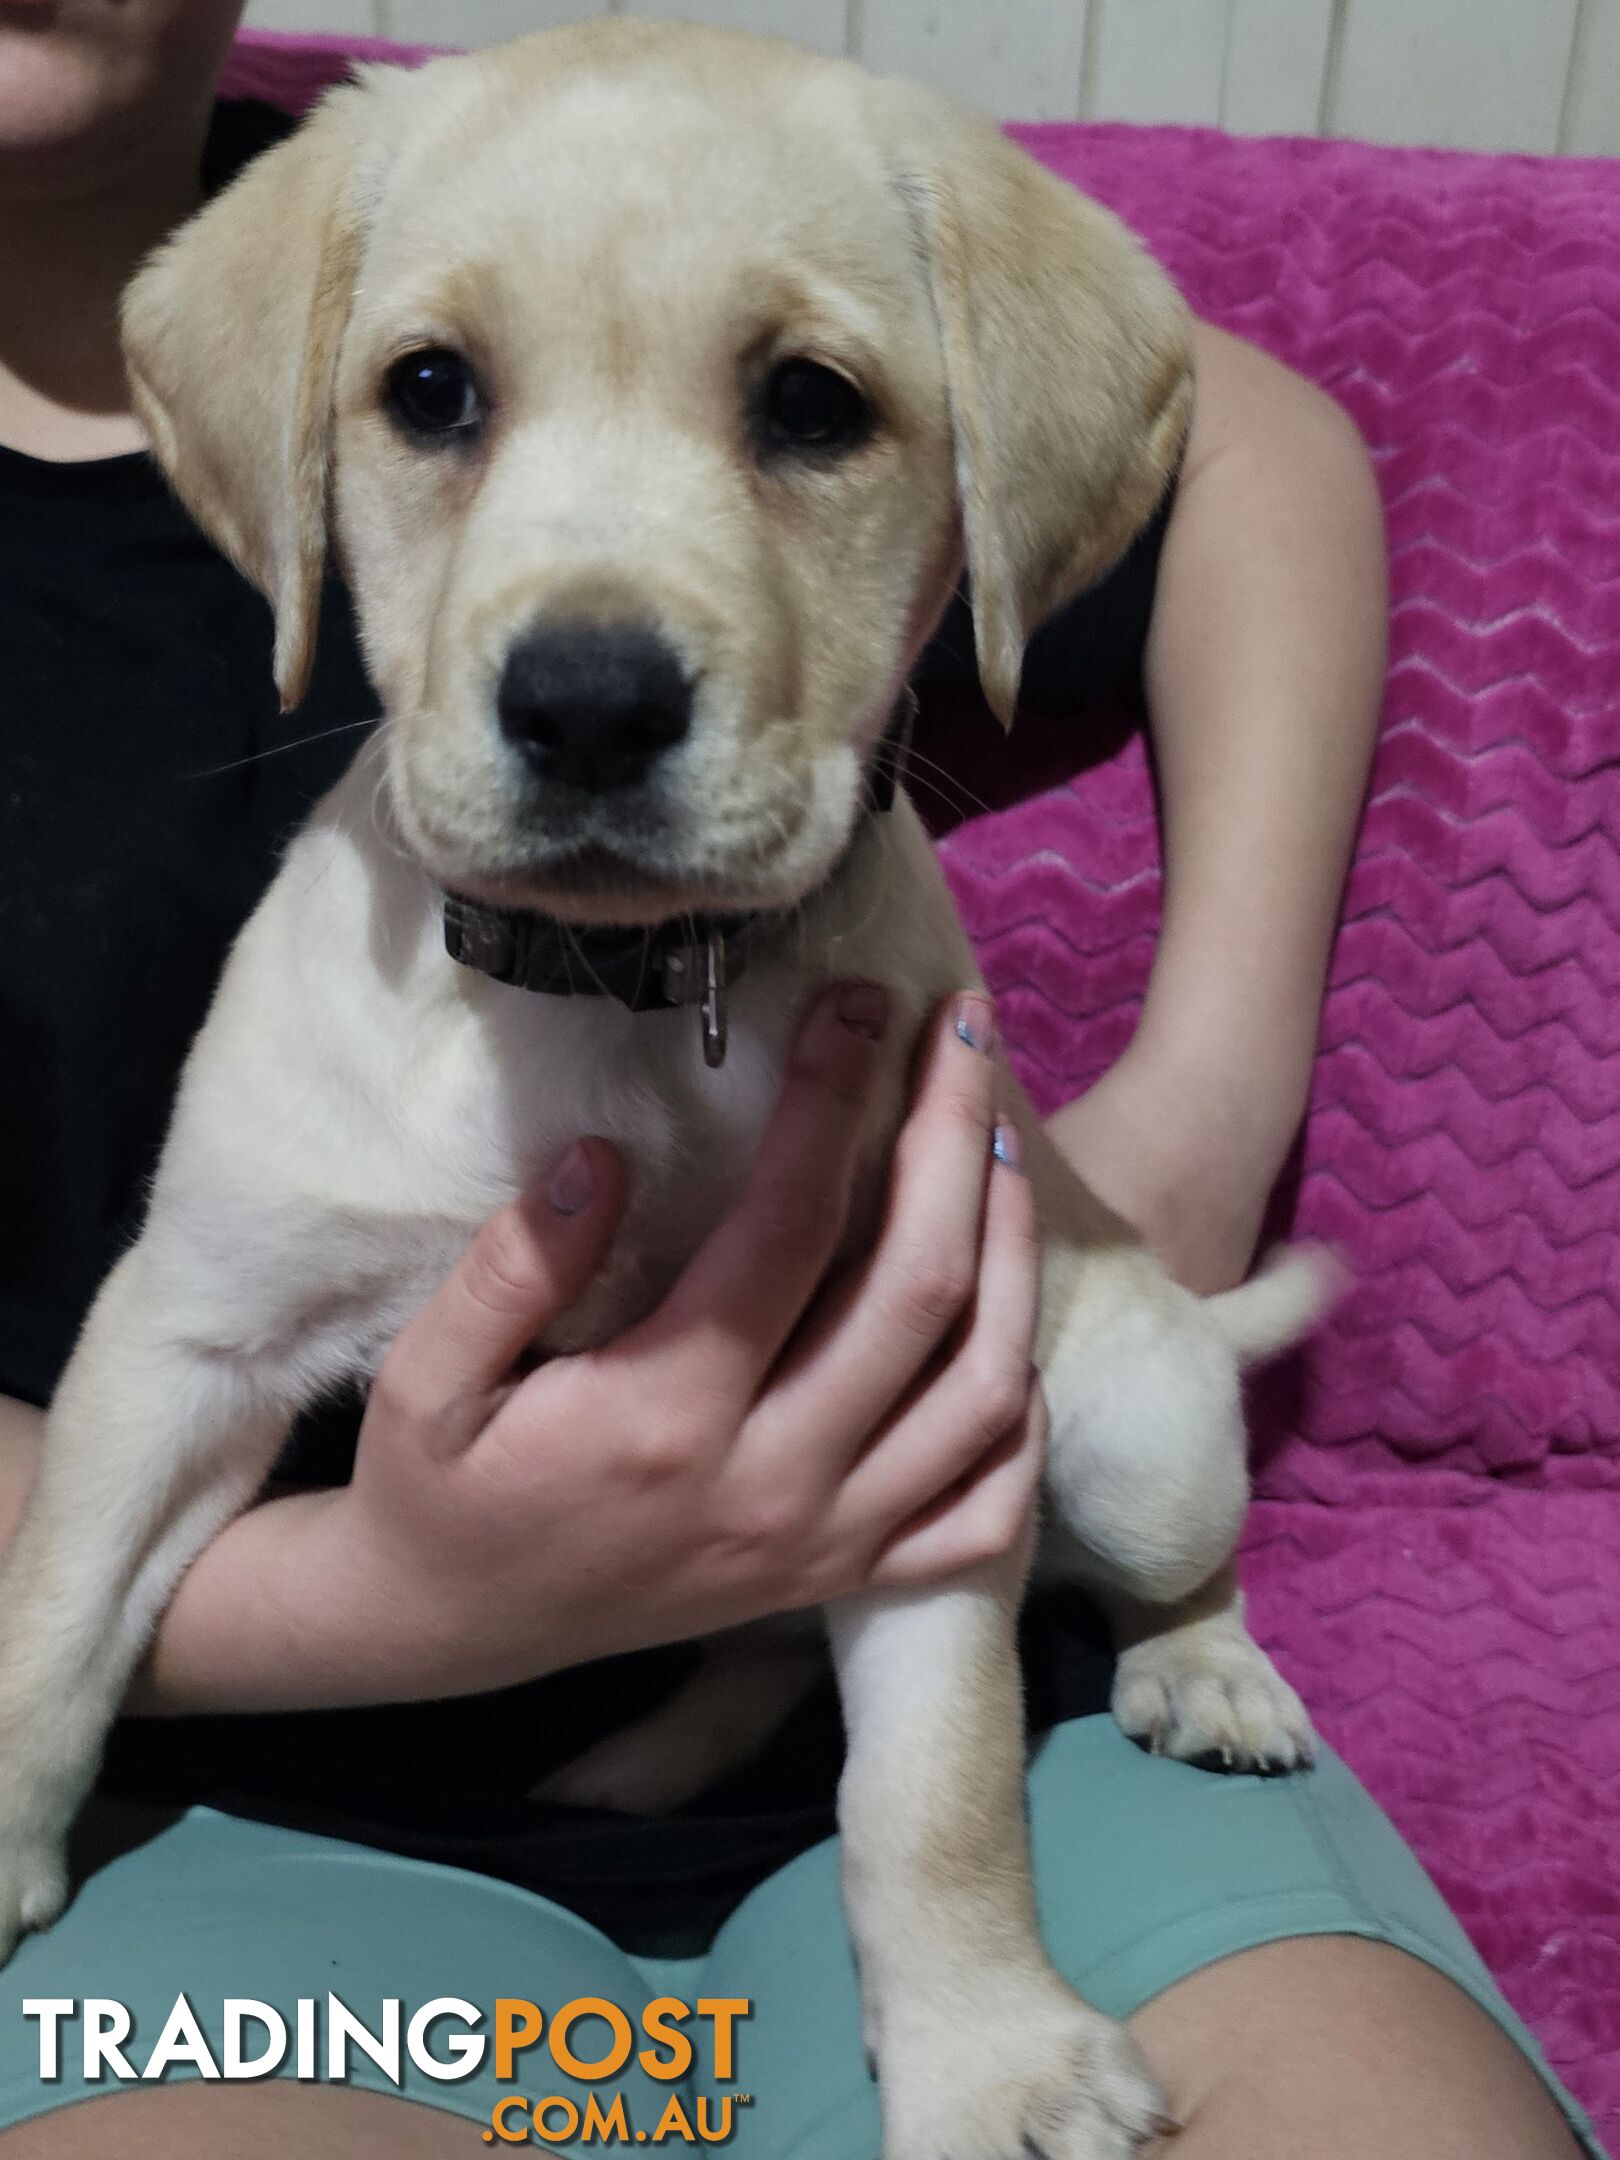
0, 3, 1594, 2157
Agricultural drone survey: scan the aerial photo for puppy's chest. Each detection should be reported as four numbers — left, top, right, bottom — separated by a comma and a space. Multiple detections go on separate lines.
168, 910, 915, 1401
448, 1001, 810, 1352
438, 985, 904, 1357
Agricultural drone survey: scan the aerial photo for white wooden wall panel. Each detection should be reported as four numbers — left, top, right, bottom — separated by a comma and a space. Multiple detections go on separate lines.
379, 0, 611, 45
1562, 0, 1620, 153
241, 0, 1620, 156
624, 0, 847, 59
1221, 0, 1335, 135
1326, 0, 1581, 153
1088, 0, 1228, 127
853, 0, 1089, 122
245, 0, 374, 31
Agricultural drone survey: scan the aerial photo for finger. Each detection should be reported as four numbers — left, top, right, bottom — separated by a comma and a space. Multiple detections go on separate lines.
640, 980, 888, 1402
831, 1136, 1041, 1535
869, 1384, 1048, 1590
376, 1138, 627, 1440
751, 992, 1002, 1469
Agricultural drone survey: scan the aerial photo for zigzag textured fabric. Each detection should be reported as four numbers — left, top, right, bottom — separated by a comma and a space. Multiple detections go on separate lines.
972, 122, 1620, 2138
220, 41, 1620, 2141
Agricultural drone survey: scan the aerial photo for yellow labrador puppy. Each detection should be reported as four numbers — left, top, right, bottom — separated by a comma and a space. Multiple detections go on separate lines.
0, 22, 1327, 2155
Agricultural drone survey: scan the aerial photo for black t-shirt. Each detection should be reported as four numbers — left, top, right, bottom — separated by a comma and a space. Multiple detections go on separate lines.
0, 101, 1167, 1955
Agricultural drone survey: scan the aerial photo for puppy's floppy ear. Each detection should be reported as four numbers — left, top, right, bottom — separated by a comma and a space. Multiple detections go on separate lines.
122, 77, 391, 711
885, 87, 1194, 725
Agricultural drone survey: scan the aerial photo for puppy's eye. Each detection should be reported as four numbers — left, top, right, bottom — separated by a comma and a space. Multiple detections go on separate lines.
384, 347, 485, 441
757, 359, 871, 456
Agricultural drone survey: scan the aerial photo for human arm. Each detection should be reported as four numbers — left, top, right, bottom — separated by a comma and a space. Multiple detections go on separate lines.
3, 985, 1043, 1715
1048, 321, 1387, 1292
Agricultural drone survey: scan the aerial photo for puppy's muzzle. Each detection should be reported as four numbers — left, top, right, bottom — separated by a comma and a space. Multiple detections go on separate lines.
498, 621, 694, 796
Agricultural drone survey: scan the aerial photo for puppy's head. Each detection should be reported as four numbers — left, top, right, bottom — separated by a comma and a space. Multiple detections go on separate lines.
124, 23, 1190, 926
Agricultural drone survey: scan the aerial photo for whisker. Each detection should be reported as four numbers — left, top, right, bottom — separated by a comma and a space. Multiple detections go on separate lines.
363, 742, 417, 875
892, 741, 994, 824
183, 714, 377, 782
560, 917, 619, 1003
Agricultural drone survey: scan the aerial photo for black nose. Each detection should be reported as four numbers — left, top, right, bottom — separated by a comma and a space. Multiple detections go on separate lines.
497, 623, 693, 794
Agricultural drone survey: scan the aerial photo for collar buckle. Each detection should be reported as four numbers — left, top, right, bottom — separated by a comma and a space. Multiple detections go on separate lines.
700, 932, 728, 1069
659, 930, 730, 1067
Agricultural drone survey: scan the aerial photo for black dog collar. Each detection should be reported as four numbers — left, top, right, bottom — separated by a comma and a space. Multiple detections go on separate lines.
443, 895, 753, 1067
443, 688, 916, 1069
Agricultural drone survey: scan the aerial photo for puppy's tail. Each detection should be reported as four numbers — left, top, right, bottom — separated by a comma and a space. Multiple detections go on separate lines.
1203, 1245, 1345, 1368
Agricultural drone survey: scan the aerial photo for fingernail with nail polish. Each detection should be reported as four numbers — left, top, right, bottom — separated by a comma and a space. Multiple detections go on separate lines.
837, 981, 889, 1041
956, 995, 996, 1056
548, 1142, 594, 1217
992, 1123, 1024, 1171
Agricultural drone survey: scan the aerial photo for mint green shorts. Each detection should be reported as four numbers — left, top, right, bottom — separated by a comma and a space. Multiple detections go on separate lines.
0, 1720, 1601, 2156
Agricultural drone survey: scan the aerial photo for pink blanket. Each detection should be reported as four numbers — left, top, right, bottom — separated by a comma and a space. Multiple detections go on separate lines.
223, 39, 1620, 2138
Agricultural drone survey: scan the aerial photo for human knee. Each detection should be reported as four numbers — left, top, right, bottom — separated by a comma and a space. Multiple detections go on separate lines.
1128, 1936, 1584, 2160
0, 2085, 469, 2158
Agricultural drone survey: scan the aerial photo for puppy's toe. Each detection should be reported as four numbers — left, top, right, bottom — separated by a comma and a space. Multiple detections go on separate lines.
1113, 1624, 1314, 1777
882, 1980, 1173, 2160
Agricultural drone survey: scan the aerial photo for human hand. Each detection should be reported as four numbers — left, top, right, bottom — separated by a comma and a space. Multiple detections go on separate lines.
1046, 1038, 1301, 1295
294, 984, 1045, 1706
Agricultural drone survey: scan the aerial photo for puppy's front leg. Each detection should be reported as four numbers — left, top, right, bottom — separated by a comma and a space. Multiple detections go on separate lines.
829, 1561, 1169, 2160
0, 1245, 291, 1959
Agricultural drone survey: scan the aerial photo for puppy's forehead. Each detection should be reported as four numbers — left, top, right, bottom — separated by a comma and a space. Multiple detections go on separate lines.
358, 33, 916, 338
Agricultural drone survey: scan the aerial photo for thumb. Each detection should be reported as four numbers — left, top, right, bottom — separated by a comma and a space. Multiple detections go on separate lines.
380, 1138, 626, 1432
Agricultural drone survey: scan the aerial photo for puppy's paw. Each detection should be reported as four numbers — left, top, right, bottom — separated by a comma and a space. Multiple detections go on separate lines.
1113, 1615, 1314, 1776
881, 1979, 1173, 2160
0, 1839, 68, 1965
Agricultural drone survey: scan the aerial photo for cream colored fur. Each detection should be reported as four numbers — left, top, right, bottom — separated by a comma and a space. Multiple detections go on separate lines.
0, 25, 1329, 2158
